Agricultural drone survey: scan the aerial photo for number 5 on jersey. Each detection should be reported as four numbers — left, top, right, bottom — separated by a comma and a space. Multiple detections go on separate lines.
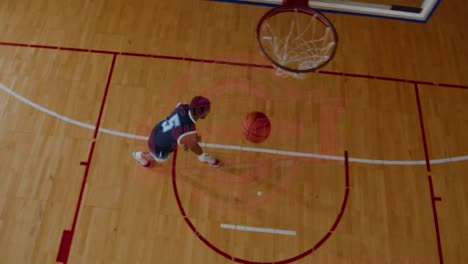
162, 114, 181, 133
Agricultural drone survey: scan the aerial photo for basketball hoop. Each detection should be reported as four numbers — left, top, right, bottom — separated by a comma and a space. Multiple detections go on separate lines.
257, 1, 338, 79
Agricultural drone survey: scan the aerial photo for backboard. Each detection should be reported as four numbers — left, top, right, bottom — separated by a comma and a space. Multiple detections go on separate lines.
210, 0, 441, 23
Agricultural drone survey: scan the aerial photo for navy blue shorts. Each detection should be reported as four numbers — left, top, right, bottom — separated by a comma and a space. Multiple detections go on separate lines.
148, 128, 172, 162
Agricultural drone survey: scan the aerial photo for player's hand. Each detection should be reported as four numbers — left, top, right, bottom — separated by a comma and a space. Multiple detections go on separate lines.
179, 133, 200, 151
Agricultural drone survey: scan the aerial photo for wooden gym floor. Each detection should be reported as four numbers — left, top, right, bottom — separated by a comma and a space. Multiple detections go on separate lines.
0, 0, 467, 263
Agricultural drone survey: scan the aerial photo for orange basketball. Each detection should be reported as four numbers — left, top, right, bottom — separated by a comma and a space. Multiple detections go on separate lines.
242, 112, 271, 143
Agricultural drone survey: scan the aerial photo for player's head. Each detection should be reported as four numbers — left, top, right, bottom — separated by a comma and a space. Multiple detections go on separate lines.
190, 96, 211, 120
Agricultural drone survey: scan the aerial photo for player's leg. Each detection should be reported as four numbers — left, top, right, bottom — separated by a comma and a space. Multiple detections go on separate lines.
142, 152, 155, 161
149, 150, 171, 163
132, 127, 158, 168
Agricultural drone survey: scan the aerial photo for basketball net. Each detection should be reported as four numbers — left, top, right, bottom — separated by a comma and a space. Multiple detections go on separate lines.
258, 0, 337, 80
263, 15, 336, 80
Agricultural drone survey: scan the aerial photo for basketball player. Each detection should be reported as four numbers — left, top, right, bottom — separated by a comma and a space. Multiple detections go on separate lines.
132, 96, 221, 168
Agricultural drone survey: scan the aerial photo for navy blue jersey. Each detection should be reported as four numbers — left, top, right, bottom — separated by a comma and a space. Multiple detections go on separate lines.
150, 103, 197, 153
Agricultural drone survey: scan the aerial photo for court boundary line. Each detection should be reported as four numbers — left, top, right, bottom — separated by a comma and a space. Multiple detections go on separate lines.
0, 41, 467, 89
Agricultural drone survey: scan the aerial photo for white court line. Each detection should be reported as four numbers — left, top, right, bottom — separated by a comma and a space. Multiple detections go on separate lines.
221, 224, 296, 236
2, 82, 468, 166
0, 82, 96, 130
99, 128, 148, 140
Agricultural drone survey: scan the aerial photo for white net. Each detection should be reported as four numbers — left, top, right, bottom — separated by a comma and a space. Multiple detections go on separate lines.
274, 65, 307, 79
258, 8, 337, 79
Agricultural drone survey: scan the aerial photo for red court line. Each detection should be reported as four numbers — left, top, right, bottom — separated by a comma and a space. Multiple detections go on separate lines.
94, 54, 117, 139
71, 142, 96, 233
56, 55, 117, 264
416, 82, 444, 264
56, 230, 72, 263
428, 175, 444, 264
437, 83, 468, 88
120, 52, 271, 68
415, 84, 431, 172
330, 151, 349, 232
56, 141, 96, 263
317, 70, 468, 89
0, 42, 29, 47
89, 50, 117, 55
60, 47, 90, 52
1, 41, 468, 89
172, 149, 351, 264
28, 44, 61, 50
